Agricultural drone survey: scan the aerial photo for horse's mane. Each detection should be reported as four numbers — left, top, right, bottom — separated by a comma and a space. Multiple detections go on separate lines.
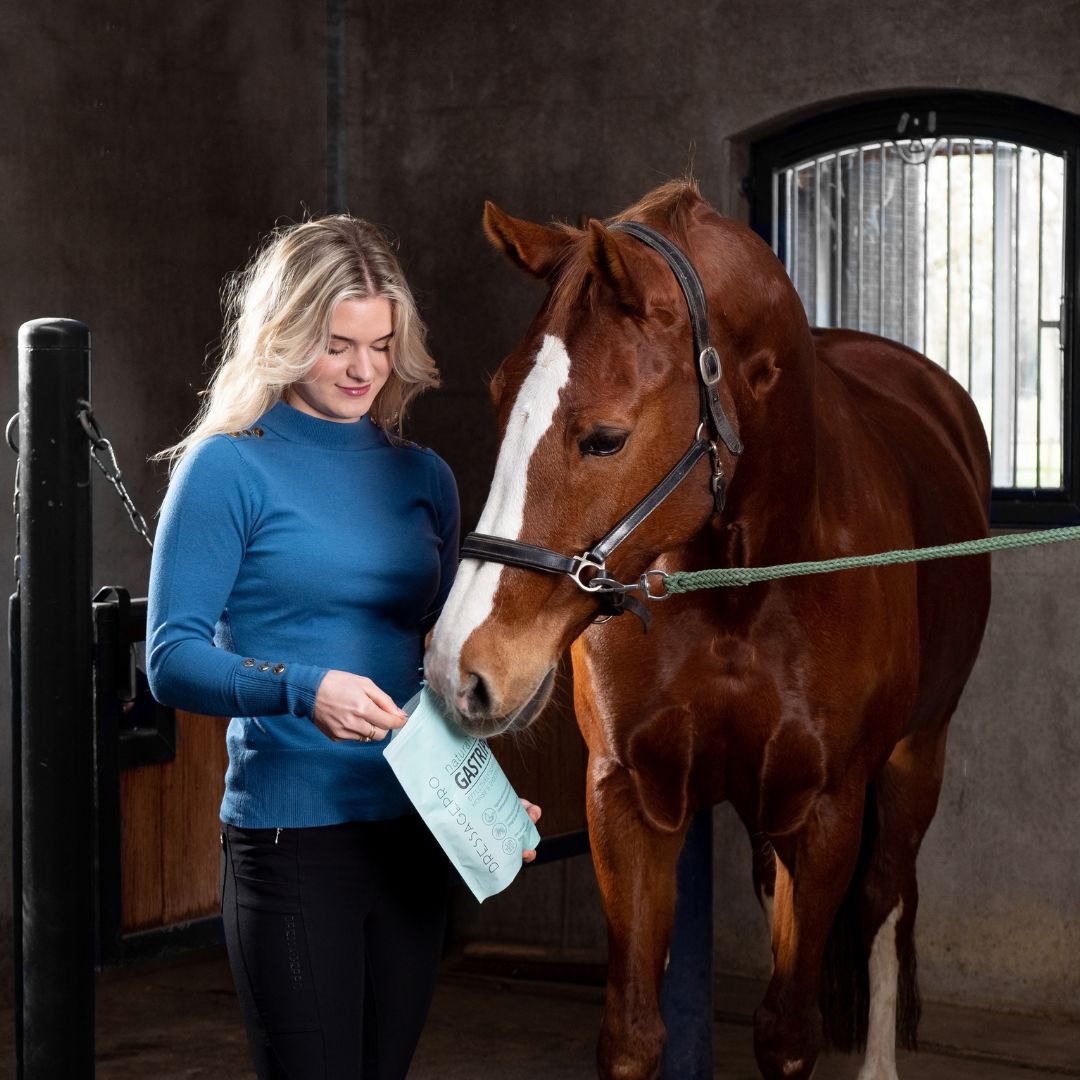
611, 176, 700, 242
547, 177, 702, 329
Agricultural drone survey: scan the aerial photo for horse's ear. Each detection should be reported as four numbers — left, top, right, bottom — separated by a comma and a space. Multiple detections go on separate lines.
483, 201, 569, 279
586, 218, 646, 312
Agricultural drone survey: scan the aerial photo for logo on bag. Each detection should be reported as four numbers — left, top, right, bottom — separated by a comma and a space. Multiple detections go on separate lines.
454, 742, 491, 791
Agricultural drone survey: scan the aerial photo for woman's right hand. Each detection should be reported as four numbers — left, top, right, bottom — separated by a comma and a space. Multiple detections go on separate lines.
311, 670, 408, 743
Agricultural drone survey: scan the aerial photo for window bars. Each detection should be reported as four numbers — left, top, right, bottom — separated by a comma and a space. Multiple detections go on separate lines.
771, 138, 1066, 492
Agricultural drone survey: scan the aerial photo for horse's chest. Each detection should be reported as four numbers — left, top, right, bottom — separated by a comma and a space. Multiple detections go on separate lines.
575, 614, 903, 827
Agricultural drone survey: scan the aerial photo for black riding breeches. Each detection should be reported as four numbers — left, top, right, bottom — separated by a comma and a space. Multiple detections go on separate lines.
220, 815, 451, 1080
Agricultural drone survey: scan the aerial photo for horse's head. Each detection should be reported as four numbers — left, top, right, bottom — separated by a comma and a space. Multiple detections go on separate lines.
426, 180, 815, 737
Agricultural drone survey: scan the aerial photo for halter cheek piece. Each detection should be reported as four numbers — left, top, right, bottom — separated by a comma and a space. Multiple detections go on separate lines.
460, 221, 743, 632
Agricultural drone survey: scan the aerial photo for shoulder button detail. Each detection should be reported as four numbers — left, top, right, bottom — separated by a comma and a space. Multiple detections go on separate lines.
242, 658, 256, 667
257, 661, 270, 671
273, 663, 286, 675
253, 428, 265, 437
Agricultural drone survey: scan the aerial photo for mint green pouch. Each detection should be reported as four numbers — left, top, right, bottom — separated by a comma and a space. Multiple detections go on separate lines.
384, 685, 541, 902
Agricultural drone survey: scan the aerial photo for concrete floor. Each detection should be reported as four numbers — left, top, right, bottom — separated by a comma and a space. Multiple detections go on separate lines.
2, 947, 1077, 1078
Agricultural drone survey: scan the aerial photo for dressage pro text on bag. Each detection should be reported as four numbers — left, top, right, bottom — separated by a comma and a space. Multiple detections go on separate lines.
384, 685, 541, 902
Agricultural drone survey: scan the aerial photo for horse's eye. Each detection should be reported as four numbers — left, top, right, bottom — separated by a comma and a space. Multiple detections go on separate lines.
579, 429, 628, 457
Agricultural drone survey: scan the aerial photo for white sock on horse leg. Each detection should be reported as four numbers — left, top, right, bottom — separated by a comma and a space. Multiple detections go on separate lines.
856, 899, 904, 1080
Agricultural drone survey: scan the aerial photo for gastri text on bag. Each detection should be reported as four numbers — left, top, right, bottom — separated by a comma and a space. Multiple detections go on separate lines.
384, 684, 541, 902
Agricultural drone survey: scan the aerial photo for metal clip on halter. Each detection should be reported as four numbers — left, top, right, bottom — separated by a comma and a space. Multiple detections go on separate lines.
569, 552, 609, 591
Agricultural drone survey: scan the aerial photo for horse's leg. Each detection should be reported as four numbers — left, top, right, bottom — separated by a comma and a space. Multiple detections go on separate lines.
588, 753, 689, 1080
754, 781, 867, 1080
854, 725, 948, 1080
751, 829, 777, 934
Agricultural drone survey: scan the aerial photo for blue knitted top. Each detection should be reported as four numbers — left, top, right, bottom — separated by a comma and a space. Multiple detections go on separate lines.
146, 400, 461, 828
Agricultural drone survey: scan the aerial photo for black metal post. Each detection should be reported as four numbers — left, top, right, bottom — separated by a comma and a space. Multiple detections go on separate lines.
660, 806, 714, 1080
16, 318, 95, 1078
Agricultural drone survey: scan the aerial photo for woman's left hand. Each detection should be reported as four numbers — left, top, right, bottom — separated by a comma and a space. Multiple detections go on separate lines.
520, 797, 541, 863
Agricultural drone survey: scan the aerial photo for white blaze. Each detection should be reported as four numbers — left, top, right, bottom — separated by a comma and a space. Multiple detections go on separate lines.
426, 334, 572, 694
856, 899, 904, 1080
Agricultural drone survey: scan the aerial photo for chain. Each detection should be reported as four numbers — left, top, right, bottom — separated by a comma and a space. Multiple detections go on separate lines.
6, 404, 154, 591
75, 401, 155, 550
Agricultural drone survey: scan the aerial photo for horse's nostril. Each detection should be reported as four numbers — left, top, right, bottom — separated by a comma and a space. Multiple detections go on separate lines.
458, 671, 492, 718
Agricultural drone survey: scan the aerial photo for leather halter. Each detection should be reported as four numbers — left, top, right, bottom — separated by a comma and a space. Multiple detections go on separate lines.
460, 221, 743, 631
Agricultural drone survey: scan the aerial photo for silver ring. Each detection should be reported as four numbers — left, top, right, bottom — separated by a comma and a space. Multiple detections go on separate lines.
638, 569, 672, 601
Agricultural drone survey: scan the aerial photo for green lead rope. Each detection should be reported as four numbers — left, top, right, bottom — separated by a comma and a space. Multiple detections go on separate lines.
663, 524, 1080, 593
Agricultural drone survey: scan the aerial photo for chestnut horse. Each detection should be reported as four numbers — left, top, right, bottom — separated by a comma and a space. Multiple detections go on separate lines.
425, 179, 991, 1080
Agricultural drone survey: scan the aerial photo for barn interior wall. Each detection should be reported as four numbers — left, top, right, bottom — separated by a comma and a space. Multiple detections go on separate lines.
0, 0, 1075, 1027
0, 2, 326, 1004
344, 0, 1080, 1018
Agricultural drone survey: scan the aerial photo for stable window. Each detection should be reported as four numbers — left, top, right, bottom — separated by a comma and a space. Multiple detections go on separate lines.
750, 93, 1080, 525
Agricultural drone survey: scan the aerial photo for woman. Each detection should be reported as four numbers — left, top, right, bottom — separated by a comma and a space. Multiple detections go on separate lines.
147, 215, 540, 1079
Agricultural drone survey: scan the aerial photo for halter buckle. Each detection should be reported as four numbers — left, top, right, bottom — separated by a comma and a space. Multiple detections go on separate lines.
698, 345, 722, 386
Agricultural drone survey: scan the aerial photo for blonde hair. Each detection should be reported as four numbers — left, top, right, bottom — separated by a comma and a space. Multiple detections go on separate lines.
156, 215, 440, 468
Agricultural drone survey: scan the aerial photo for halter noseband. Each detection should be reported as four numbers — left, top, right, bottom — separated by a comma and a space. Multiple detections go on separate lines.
460, 220, 743, 631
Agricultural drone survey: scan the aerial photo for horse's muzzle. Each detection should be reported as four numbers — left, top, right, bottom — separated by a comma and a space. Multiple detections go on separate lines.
454, 663, 557, 739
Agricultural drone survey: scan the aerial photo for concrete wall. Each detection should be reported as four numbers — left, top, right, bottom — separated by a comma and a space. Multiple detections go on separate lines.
0, 1, 326, 1001
3, 0, 1076, 1025
345, 0, 1080, 1017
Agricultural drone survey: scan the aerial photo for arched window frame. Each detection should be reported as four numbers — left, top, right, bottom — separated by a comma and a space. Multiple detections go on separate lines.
749, 91, 1080, 526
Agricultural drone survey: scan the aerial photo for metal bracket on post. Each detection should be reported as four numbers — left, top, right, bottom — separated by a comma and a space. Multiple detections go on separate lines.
15, 318, 95, 1079
660, 806, 715, 1080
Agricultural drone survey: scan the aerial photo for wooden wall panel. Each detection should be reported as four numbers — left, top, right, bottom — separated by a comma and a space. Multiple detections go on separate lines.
119, 763, 164, 932
162, 712, 229, 924
120, 711, 226, 933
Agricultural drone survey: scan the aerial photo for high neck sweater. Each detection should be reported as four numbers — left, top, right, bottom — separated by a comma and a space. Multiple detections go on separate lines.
146, 400, 460, 828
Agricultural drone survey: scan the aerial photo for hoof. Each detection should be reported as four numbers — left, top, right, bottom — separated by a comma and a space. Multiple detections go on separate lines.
597, 1018, 664, 1080
754, 1002, 822, 1080
855, 1058, 900, 1080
